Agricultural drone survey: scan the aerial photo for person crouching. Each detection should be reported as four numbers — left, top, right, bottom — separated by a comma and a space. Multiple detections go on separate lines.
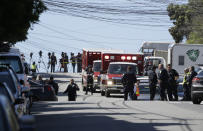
63, 79, 79, 101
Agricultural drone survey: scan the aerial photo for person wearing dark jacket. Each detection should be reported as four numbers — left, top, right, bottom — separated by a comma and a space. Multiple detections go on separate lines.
167, 64, 179, 101
121, 66, 137, 101
50, 52, 57, 73
148, 66, 158, 100
187, 66, 197, 100
63, 79, 79, 101
86, 67, 94, 95
48, 76, 59, 95
158, 64, 169, 101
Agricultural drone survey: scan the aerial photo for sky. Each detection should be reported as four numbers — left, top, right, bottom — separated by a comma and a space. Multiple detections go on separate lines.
15, 0, 188, 72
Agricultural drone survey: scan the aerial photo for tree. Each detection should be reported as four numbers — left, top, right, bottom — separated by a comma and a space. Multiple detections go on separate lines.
0, 0, 46, 51
167, 0, 203, 44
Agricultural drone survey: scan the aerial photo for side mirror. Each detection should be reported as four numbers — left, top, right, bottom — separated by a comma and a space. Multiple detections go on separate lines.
15, 98, 24, 104
19, 115, 36, 131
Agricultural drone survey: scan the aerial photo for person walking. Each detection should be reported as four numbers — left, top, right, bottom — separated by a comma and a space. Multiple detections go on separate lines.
63, 79, 79, 101
50, 52, 57, 73
148, 65, 158, 100
158, 64, 169, 101
76, 52, 82, 73
121, 66, 137, 101
182, 68, 190, 101
167, 64, 179, 101
86, 67, 94, 95
70, 53, 76, 73
187, 66, 197, 100
48, 76, 59, 95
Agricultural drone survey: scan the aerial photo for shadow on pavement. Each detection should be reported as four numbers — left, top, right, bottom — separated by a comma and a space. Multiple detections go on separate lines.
32, 101, 192, 131
34, 112, 190, 131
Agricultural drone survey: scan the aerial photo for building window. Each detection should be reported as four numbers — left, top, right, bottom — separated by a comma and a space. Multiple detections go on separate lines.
179, 56, 184, 65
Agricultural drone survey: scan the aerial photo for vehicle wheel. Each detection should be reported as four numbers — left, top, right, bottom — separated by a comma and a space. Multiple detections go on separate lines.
105, 90, 110, 97
192, 97, 201, 104
101, 90, 105, 96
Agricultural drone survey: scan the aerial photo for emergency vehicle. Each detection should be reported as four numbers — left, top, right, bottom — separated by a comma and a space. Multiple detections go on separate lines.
82, 49, 123, 91
99, 53, 144, 97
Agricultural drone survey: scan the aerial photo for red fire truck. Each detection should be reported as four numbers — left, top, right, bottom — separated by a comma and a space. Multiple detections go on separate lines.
99, 53, 144, 97
82, 49, 123, 91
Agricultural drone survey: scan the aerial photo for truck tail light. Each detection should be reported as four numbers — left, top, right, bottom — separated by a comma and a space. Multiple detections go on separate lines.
121, 56, 126, 60
127, 56, 131, 60
132, 56, 137, 60
105, 55, 109, 60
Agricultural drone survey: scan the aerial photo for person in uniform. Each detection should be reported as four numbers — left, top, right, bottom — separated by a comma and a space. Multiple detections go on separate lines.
31, 61, 38, 73
148, 65, 158, 100
50, 52, 57, 73
158, 64, 169, 101
182, 68, 189, 101
76, 53, 82, 73
63, 79, 79, 101
64, 53, 69, 72
86, 67, 94, 95
187, 66, 197, 100
48, 76, 59, 95
167, 64, 179, 101
70, 53, 76, 73
121, 66, 137, 101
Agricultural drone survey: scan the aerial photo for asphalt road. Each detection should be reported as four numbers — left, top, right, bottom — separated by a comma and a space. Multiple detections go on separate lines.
31, 73, 203, 131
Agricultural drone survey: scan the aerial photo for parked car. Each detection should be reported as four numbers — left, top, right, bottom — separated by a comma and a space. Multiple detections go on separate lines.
0, 65, 31, 115
0, 95, 36, 131
0, 47, 30, 87
191, 70, 203, 104
29, 79, 58, 101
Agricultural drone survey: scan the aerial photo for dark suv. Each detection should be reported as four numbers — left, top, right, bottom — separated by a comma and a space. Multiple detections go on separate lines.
191, 70, 203, 104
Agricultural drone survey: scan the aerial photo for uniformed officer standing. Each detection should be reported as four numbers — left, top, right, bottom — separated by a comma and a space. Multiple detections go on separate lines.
187, 66, 197, 100
86, 67, 94, 95
182, 68, 189, 101
50, 52, 57, 73
121, 66, 137, 101
148, 65, 158, 100
167, 64, 179, 101
158, 64, 169, 101
31, 61, 38, 73
63, 79, 79, 101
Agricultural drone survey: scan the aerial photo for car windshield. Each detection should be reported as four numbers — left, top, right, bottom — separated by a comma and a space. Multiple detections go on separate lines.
0, 56, 23, 74
108, 64, 137, 74
93, 62, 101, 72
145, 59, 161, 67
0, 73, 17, 94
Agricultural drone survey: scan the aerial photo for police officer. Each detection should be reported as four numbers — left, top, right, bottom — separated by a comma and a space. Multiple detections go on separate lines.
86, 67, 94, 95
148, 65, 158, 100
70, 53, 76, 73
182, 68, 189, 101
64, 53, 69, 72
187, 66, 197, 100
63, 79, 79, 101
167, 64, 179, 101
31, 61, 38, 73
51, 52, 57, 73
76, 52, 82, 73
121, 66, 137, 101
158, 64, 169, 101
